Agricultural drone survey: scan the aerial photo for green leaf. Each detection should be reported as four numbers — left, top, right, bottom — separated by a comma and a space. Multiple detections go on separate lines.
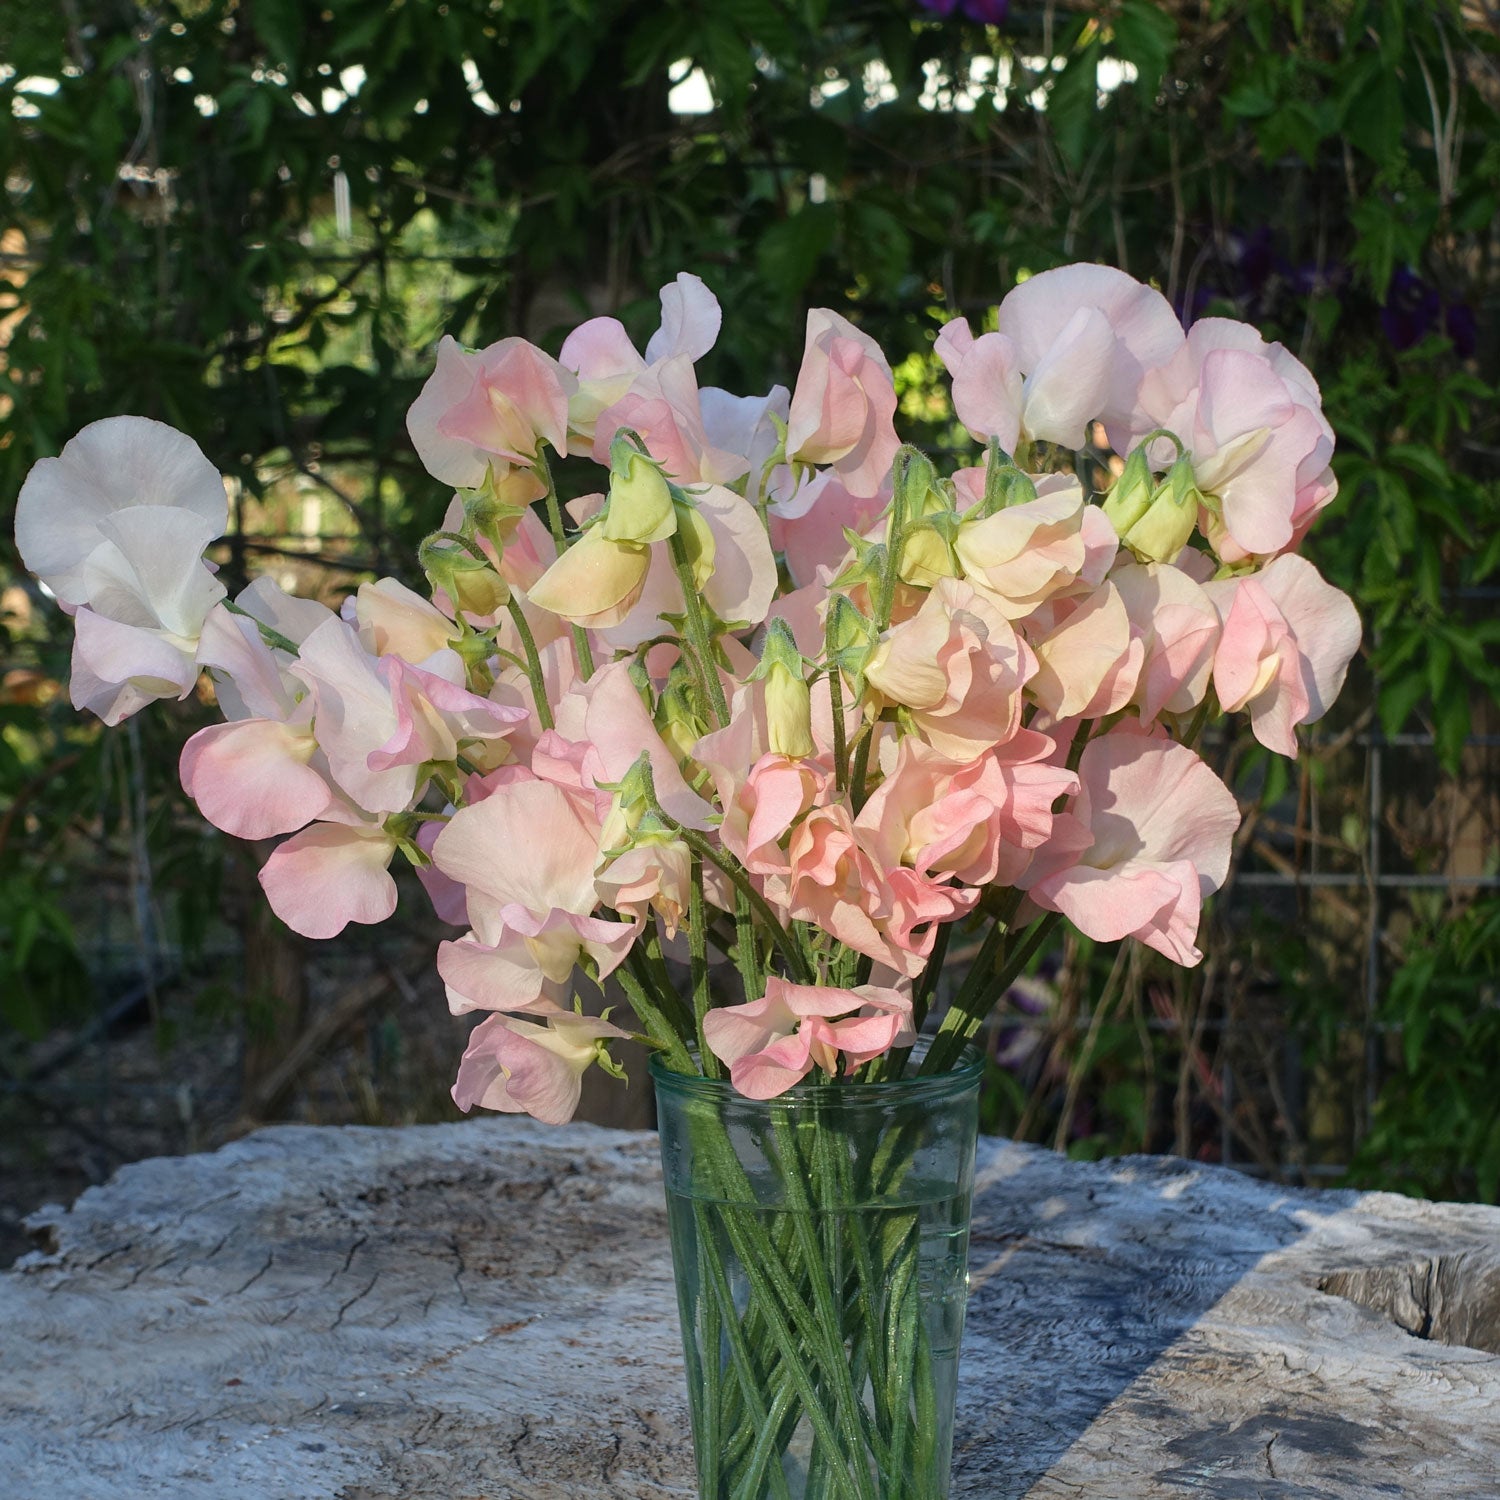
249, 0, 304, 72
1048, 37, 1100, 170
1433, 683, 1471, 773
755, 204, 835, 299
1113, 0, 1177, 100
1377, 671, 1426, 740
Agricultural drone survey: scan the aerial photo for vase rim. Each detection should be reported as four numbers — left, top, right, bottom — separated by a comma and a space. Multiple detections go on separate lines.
648, 1035, 985, 1105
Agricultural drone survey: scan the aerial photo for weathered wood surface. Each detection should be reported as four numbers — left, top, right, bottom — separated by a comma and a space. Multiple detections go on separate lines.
2, 1120, 1498, 1499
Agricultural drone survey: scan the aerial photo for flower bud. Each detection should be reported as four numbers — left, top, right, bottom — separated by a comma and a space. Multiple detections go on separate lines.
596, 750, 675, 856
825, 594, 878, 680
1101, 446, 1155, 538
751, 617, 814, 759
974, 457, 1037, 518
418, 536, 511, 617
655, 671, 709, 773
890, 447, 939, 533
462, 465, 547, 547
673, 498, 717, 590
1123, 456, 1201, 564
898, 493, 961, 587
602, 439, 677, 545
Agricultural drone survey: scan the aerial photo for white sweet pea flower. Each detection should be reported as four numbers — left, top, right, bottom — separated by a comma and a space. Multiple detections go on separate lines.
16, 416, 230, 724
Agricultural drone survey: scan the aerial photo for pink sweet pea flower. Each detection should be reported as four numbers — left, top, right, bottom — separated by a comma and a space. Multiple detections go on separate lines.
180, 715, 331, 841
997, 263, 1185, 437
1110, 559, 1221, 723
15, 415, 227, 612
693, 705, 831, 875
702, 977, 914, 1098
406, 335, 574, 488
594, 836, 692, 934
955, 484, 1088, 619
857, 730, 1077, 887
767, 805, 919, 977
864, 577, 1035, 760
290, 617, 524, 815
1127, 319, 1334, 559
576, 484, 778, 649
179, 585, 343, 839
560, 273, 723, 447
937, 266, 1180, 453
430, 776, 637, 1014
452, 1011, 630, 1125
1020, 730, 1240, 966
785, 310, 901, 497
1206, 554, 1361, 758
1025, 581, 1143, 720
594, 355, 749, 485
15, 417, 231, 724
768, 470, 889, 588
347, 577, 457, 661
258, 811, 401, 940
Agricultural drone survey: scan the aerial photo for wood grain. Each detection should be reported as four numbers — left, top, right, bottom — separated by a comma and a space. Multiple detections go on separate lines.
2, 1120, 1497, 1498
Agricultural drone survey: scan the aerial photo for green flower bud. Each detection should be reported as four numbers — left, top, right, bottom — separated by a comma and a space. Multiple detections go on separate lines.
750, 618, 814, 759
418, 536, 511, 617
1123, 456, 1202, 564
655, 673, 708, 772
602, 438, 677, 545
890, 446, 939, 532
673, 498, 717, 589
461, 466, 546, 546
824, 594, 878, 681
976, 455, 1037, 518
596, 750, 676, 856
1101, 445, 1156, 537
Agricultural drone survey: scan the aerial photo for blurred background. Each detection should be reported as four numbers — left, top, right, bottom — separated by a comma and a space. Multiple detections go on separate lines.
1, 0, 1497, 1263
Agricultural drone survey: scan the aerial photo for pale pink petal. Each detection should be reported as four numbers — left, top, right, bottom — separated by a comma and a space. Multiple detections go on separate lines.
645, 272, 722, 363
697, 484, 778, 629
432, 779, 601, 926
180, 718, 330, 839
1019, 307, 1114, 448
406, 337, 493, 489
83, 506, 225, 639
1258, 554, 1362, 723
437, 932, 559, 1014
949, 331, 1024, 452
452, 1012, 626, 1124
729, 1029, 818, 1099
258, 822, 399, 939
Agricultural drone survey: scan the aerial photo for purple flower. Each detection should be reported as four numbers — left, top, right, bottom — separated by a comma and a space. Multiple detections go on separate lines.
1381, 266, 1475, 356
916, 0, 1010, 21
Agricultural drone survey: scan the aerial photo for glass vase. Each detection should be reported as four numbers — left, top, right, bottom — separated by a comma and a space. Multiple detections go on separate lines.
651, 1044, 983, 1500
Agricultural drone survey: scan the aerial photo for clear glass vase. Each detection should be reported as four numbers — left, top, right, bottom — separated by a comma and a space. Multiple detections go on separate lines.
651, 1044, 983, 1500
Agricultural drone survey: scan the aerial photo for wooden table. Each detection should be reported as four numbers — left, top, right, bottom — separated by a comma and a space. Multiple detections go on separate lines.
2, 1119, 1497, 1497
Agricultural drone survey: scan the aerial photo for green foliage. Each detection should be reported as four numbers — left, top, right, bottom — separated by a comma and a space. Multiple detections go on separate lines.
1350, 899, 1500, 1203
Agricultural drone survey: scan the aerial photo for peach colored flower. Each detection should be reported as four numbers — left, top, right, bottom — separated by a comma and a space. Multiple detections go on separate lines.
702, 977, 914, 1098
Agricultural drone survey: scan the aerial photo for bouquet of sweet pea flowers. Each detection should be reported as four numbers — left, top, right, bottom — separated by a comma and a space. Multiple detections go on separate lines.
14, 263, 1359, 1116
16, 262, 1361, 1499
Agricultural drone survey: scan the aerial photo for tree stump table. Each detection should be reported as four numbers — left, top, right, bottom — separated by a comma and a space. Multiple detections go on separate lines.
2, 1119, 1497, 1497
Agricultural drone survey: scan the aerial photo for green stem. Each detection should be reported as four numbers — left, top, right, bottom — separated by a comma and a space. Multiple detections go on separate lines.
687, 856, 722, 1078
772, 1114, 882, 1500
504, 597, 553, 732
615, 958, 695, 1074
666, 523, 731, 727
221, 598, 299, 656
921, 912, 1062, 1076
649, 809, 812, 987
